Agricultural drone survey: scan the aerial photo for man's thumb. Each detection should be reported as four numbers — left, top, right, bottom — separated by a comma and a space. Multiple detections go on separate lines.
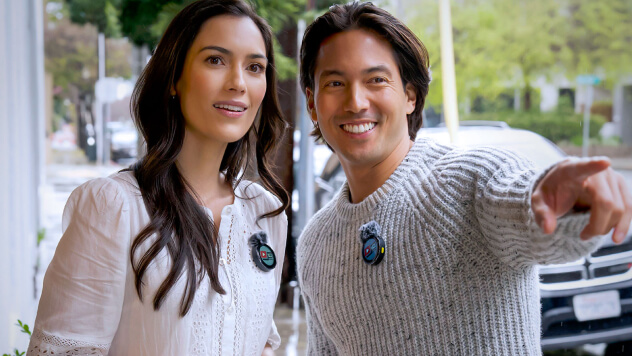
533, 200, 557, 234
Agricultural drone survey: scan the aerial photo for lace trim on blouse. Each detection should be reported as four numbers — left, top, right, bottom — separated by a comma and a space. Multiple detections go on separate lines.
28, 329, 108, 355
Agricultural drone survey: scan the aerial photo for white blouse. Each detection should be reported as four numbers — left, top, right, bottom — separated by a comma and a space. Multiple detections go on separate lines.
28, 171, 287, 356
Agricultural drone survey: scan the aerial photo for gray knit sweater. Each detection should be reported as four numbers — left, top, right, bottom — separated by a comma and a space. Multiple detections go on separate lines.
297, 138, 601, 356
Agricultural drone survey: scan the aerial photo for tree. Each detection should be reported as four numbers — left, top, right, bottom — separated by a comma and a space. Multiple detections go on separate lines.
119, 0, 174, 47
406, 0, 632, 111
67, 0, 122, 37
45, 0, 131, 152
117, 0, 305, 80
488, 0, 566, 110
562, 0, 632, 87
408, 0, 565, 111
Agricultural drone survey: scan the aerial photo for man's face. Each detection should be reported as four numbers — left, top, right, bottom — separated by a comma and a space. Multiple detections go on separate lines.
306, 29, 416, 170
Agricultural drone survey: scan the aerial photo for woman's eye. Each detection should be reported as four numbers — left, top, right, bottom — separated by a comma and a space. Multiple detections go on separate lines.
248, 63, 265, 73
207, 56, 223, 65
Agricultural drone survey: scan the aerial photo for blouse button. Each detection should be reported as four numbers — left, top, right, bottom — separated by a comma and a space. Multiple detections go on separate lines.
226, 206, 232, 214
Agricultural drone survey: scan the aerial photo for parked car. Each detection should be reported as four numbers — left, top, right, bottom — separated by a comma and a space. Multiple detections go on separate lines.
314, 121, 632, 352
108, 121, 138, 164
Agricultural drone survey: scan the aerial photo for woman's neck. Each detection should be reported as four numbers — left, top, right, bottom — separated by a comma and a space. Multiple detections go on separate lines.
176, 129, 233, 208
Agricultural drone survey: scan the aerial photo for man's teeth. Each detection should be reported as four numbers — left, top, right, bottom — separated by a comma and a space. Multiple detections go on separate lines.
214, 104, 245, 112
342, 122, 376, 134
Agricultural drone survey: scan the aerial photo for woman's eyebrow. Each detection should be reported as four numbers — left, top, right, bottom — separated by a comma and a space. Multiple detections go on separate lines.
199, 45, 230, 54
199, 45, 267, 62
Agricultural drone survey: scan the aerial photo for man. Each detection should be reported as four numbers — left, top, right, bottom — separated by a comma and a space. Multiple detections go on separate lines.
296, 2, 632, 355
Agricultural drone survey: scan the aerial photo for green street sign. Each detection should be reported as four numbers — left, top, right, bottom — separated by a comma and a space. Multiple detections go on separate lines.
576, 75, 601, 85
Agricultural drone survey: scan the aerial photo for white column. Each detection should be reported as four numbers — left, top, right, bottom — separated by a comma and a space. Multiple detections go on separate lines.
0, 0, 44, 351
439, 0, 459, 143
295, 19, 314, 231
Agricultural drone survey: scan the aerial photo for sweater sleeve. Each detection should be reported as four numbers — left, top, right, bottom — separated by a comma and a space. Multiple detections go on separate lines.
302, 292, 339, 356
27, 178, 130, 356
451, 147, 601, 269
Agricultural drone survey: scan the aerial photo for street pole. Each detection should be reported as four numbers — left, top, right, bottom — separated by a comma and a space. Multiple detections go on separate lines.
439, 0, 459, 143
576, 75, 600, 157
296, 18, 315, 232
95, 33, 108, 165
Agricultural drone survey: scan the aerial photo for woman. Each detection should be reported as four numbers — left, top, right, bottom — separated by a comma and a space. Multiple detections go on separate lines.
27, 1, 289, 354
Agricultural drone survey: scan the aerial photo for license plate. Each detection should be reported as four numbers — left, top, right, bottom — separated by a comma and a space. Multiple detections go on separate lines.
573, 290, 621, 322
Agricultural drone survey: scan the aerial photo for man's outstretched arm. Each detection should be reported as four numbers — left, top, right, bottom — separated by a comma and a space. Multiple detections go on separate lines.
463, 147, 622, 267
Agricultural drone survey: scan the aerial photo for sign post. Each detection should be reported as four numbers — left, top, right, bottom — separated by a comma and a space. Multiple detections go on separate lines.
576, 75, 601, 157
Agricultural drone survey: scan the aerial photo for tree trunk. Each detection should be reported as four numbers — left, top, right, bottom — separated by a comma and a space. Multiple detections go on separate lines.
524, 84, 532, 111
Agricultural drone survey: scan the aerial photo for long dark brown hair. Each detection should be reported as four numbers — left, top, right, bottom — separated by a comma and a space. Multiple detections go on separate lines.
300, 1, 431, 141
129, 0, 289, 317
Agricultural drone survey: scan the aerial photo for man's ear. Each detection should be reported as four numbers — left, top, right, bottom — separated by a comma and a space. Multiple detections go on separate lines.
306, 87, 318, 123
405, 83, 416, 115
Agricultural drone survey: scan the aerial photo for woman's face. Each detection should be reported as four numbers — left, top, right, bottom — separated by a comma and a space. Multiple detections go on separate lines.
174, 15, 268, 145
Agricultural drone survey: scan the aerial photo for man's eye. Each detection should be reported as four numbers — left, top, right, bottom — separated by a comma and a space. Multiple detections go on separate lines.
370, 77, 387, 84
248, 63, 265, 73
325, 81, 342, 87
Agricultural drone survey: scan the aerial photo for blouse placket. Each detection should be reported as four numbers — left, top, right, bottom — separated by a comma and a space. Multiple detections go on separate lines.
217, 202, 238, 355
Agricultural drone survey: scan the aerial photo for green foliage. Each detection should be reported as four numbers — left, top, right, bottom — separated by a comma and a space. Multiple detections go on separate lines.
407, 0, 632, 109
2, 350, 25, 356
556, 95, 575, 114
2, 320, 31, 356
250, 0, 303, 32
121, 0, 305, 80
119, 0, 178, 47
45, 1, 132, 95
148, 2, 188, 43
16, 320, 31, 337
37, 228, 46, 247
250, 0, 305, 80
562, 0, 632, 88
104, 1, 123, 37
67, 0, 122, 36
463, 111, 606, 145
272, 42, 298, 80
45, 16, 99, 96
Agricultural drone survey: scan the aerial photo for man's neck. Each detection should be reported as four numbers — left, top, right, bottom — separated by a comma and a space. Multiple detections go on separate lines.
343, 140, 413, 204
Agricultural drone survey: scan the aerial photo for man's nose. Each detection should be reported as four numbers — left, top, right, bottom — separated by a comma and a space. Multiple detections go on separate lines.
343, 84, 369, 113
